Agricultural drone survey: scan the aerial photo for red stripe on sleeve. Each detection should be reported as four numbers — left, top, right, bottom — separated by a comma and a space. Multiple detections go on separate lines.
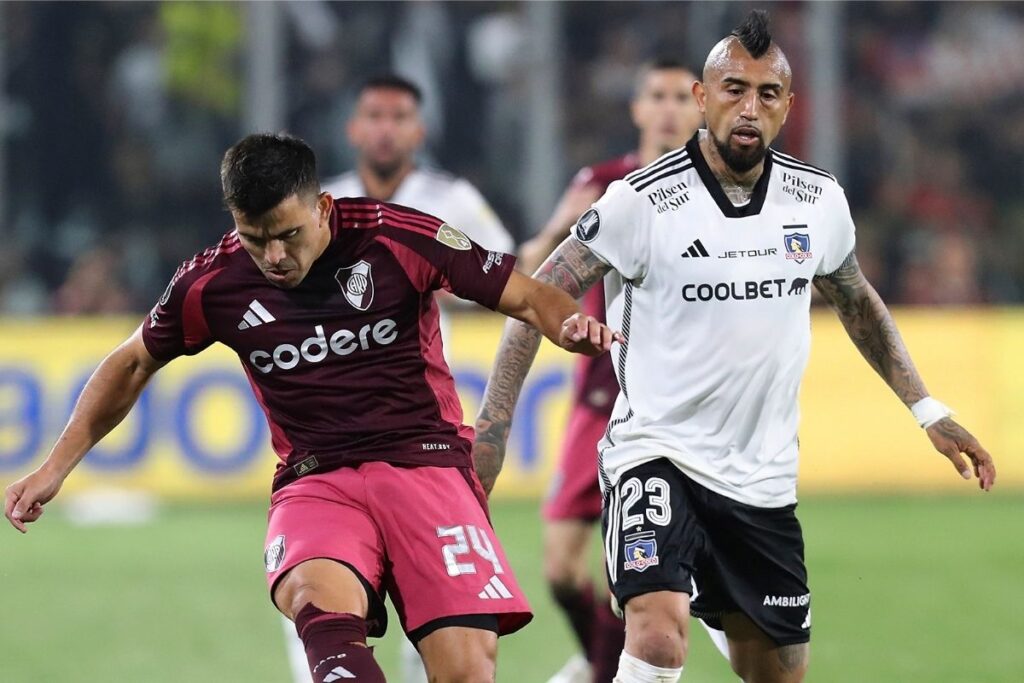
181, 268, 222, 350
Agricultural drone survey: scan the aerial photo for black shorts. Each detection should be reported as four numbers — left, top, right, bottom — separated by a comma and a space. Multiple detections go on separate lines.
602, 458, 811, 646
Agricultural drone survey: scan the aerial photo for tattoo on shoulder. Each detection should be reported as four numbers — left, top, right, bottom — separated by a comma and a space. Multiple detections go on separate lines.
535, 238, 610, 298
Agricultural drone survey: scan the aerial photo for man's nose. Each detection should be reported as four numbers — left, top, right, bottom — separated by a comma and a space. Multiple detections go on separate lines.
740, 90, 760, 119
265, 240, 286, 265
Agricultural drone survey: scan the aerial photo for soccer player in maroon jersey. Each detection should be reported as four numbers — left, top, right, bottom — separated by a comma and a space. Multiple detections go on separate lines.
4, 133, 621, 682
515, 59, 702, 683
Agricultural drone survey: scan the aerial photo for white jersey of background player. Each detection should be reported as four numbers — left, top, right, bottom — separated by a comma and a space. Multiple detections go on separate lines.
288, 75, 512, 683
322, 78, 512, 256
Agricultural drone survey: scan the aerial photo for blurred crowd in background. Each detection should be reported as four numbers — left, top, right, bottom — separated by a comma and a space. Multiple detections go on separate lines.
2, 1, 1022, 314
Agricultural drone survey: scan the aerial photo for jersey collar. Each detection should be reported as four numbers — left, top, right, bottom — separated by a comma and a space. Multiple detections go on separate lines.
686, 133, 773, 218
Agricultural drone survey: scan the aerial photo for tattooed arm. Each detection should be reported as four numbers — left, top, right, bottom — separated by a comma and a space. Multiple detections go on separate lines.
474, 238, 612, 495
814, 252, 995, 490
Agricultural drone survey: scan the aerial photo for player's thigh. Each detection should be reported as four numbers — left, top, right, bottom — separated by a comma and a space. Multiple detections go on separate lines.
721, 611, 808, 683
688, 486, 811, 653
542, 518, 594, 587
418, 625, 498, 683
603, 458, 701, 612
265, 469, 387, 625
364, 463, 532, 637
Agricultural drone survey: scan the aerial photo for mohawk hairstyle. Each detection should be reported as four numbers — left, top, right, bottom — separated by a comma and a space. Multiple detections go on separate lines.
731, 9, 773, 59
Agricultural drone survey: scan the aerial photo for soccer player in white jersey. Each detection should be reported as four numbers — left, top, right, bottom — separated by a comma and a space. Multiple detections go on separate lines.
473, 10, 996, 683
285, 74, 514, 683
323, 74, 513, 255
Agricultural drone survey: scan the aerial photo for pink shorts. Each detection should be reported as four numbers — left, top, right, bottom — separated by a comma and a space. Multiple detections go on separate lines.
542, 404, 609, 522
264, 462, 532, 638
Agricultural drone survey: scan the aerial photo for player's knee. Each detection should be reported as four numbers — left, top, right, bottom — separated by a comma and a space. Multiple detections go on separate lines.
548, 574, 585, 606
542, 542, 584, 589
731, 643, 808, 683
624, 594, 690, 668
275, 570, 322, 619
425, 641, 496, 683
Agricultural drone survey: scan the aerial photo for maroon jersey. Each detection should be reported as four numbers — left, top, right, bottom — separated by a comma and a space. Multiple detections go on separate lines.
570, 153, 640, 415
142, 198, 516, 491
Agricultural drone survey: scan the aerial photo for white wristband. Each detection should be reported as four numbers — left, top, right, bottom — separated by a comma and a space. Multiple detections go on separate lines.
910, 397, 954, 428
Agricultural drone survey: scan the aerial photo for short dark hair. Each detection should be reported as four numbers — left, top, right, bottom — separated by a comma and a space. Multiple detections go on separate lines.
731, 9, 772, 59
220, 133, 320, 219
634, 58, 695, 96
359, 74, 423, 104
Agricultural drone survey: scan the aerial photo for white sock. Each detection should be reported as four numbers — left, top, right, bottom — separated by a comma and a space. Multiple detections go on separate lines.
612, 650, 683, 683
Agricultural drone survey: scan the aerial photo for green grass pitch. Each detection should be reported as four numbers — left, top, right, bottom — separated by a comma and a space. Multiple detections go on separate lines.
1, 495, 1021, 682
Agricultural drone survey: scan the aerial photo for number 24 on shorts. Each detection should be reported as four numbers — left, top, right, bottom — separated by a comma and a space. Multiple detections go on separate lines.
436, 525, 505, 577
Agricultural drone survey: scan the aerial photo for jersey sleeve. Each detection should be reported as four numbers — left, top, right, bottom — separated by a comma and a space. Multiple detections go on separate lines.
572, 179, 650, 281
380, 204, 517, 311
141, 265, 218, 362
815, 184, 857, 276
444, 179, 515, 254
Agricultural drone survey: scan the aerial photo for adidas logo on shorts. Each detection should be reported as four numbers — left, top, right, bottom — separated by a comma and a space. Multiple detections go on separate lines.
477, 576, 513, 600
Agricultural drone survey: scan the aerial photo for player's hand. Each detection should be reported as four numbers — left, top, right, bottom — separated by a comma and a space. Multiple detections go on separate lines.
559, 313, 624, 357
4, 466, 64, 533
925, 418, 996, 491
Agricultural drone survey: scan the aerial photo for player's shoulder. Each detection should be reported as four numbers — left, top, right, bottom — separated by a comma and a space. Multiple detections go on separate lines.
171, 231, 245, 283
769, 148, 839, 185
621, 146, 692, 194
156, 231, 245, 310
335, 196, 445, 238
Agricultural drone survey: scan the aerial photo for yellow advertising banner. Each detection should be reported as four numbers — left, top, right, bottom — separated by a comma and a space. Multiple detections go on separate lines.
0, 311, 1019, 500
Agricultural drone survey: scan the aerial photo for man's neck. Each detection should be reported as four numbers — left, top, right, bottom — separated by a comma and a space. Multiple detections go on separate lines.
358, 161, 415, 202
698, 130, 765, 206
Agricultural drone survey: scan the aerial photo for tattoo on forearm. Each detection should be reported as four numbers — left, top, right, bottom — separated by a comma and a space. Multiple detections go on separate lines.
474, 239, 610, 493
813, 252, 927, 406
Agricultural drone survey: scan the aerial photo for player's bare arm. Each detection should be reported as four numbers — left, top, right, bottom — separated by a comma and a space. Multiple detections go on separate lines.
475, 238, 613, 495
518, 184, 602, 274
813, 252, 995, 490
3, 328, 164, 532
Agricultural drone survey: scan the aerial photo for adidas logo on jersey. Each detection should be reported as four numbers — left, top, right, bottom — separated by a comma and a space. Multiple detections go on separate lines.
238, 300, 276, 330
680, 239, 710, 259
478, 576, 514, 600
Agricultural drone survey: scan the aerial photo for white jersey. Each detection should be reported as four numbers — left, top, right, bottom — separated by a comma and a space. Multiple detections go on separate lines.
577, 133, 856, 508
323, 168, 514, 253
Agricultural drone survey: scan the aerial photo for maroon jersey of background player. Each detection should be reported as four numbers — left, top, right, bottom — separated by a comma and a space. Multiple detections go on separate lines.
570, 153, 639, 414
143, 197, 516, 491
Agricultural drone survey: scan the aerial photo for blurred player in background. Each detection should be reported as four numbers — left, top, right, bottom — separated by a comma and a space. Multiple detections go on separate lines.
324, 74, 513, 256
5, 134, 623, 683
475, 10, 995, 683
304, 73, 515, 683
518, 59, 702, 683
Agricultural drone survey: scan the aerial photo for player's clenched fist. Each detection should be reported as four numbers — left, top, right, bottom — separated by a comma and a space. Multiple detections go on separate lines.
559, 312, 624, 356
4, 467, 63, 533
